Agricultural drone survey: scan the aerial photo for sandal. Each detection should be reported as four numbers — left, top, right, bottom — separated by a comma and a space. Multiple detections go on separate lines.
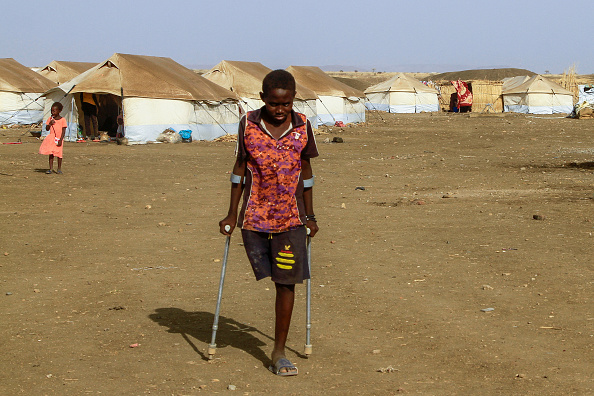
268, 357, 298, 376
56, 170, 63, 174
45, 170, 52, 174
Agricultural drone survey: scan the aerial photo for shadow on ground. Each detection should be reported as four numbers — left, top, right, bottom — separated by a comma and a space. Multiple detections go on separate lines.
149, 308, 305, 366
519, 161, 594, 170
565, 161, 594, 169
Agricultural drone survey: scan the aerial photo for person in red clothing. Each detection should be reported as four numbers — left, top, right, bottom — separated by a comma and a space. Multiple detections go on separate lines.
219, 69, 319, 376
39, 102, 67, 174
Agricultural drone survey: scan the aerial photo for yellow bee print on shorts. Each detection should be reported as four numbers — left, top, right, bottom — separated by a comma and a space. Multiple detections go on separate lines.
276, 247, 295, 270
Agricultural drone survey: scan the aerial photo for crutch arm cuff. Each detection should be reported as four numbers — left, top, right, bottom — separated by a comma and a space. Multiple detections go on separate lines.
230, 173, 244, 184
303, 176, 315, 188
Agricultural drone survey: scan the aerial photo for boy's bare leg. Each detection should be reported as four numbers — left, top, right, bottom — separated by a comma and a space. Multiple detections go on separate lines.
272, 283, 295, 372
57, 157, 62, 172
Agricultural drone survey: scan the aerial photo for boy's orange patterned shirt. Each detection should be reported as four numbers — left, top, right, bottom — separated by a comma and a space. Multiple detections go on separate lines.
237, 110, 318, 233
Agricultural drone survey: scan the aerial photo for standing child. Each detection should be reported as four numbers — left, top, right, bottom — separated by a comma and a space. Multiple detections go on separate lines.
39, 102, 67, 174
219, 70, 319, 376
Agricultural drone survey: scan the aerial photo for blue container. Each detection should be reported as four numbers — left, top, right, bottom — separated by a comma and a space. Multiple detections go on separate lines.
179, 129, 192, 143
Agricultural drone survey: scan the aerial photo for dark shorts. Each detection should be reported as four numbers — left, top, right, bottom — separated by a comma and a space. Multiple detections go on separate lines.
241, 226, 309, 285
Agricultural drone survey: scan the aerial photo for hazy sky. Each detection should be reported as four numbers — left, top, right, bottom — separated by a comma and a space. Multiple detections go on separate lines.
3, 0, 593, 74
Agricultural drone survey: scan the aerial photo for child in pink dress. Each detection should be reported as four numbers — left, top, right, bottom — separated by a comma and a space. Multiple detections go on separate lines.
39, 102, 67, 174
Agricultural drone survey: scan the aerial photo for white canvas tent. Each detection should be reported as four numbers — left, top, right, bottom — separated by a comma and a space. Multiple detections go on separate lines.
202, 60, 319, 127
286, 66, 365, 126
502, 75, 573, 114
0, 58, 56, 125
42, 53, 241, 142
38, 61, 98, 85
364, 73, 439, 113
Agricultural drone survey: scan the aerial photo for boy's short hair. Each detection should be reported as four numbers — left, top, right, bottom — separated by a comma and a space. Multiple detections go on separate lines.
262, 70, 296, 96
51, 102, 63, 112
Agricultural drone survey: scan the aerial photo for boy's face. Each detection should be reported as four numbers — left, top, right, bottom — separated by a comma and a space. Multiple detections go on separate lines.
51, 106, 61, 117
260, 88, 295, 125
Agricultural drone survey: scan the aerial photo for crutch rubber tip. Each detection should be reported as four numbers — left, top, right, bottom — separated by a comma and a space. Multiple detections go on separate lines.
208, 345, 217, 359
224, 225, 231, 232
304, 344, 312, 356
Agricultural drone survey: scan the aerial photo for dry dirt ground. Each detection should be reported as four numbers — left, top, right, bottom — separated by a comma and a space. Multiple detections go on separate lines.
1, 112, 593, 395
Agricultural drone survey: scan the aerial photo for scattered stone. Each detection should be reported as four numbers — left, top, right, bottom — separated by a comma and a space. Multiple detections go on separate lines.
515, 373, 526, 379
482, 285, 494, 290
108, 306, 125, 310
213, 259, 221, 263
228, 384, 236, 391
372, 349, 381, 354
33, 289, 40, 293
442, 194, 451, 198
3, 252, 8, 256
157, 222, 167, 227
341, 203, 346, 209
355, 186, 366, 191
413, 199, 426, 205
533, 214, 546, 221
377, 365, 397, 373
6, 292, 12, 296
145, 205, 152, 209
332, 137, 344, 143
480, 308, 495, 312
129, 343, 139, 348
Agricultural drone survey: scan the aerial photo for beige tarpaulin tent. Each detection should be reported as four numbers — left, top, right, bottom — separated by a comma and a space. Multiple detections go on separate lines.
42, 53, 241, 142
502, 75, 573, 114
38, 61, 98, 85
286, 66, 366, 125
0, 58, 56, 125
365, 73, 439, 113
203, 60, 319, 126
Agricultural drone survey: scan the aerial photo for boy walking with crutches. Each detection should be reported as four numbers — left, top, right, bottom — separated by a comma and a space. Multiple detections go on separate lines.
219, 69, 319, 376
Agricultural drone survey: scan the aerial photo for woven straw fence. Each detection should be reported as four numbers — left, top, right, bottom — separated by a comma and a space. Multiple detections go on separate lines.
433, 80, 503, 112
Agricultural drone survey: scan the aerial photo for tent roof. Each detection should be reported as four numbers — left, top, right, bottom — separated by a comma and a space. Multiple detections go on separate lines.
0, 58, 57, 93
501, 76, 531, 92
203, 60, 318, 100
364, 73, 438, 94
502, 75, 573, 95
47, 53, 239, 102
38, 61, 98, 84
286, 66, 365, 98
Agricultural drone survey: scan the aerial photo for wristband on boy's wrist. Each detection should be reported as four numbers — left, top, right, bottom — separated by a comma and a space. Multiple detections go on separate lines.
305, 214, 317, 222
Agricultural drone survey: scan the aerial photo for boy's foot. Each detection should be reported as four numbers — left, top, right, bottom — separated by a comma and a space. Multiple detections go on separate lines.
45, 170, 52, 174
269, 356, 298, 376
269, 351, 298, 376
56, 170, 63, 174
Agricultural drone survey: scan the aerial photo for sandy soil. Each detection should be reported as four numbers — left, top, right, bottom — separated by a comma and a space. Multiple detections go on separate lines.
1, 112, 593, 395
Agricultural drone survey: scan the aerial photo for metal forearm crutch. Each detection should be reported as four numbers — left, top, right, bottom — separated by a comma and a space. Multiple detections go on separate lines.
208, 225, 231, 359
304, 230, 312, 356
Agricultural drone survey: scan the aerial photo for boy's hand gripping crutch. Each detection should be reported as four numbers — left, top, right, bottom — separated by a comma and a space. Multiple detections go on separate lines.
304, 228, 313, 356
208, 225, 231, 359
